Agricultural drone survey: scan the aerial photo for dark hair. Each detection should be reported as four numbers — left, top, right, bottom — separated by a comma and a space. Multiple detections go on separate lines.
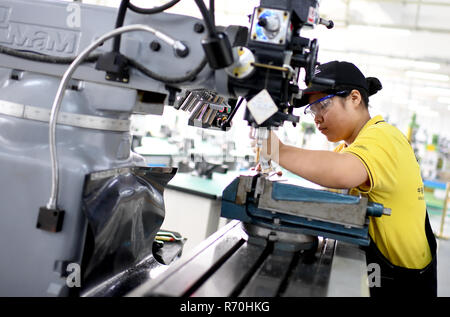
367, 77, 383, 96
334, 77, 382, 108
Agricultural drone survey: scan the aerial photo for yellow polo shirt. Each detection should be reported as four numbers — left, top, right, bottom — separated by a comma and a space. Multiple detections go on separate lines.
334, 115, 432, 269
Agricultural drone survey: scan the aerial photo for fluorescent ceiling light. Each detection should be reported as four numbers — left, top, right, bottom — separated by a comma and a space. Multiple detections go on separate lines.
405, 71, 449, 82
412, 61, 441, 71
423, 86, 450, 96
347, 25, 412, 37
375, 57, 440, 71
320, 50, 441, 71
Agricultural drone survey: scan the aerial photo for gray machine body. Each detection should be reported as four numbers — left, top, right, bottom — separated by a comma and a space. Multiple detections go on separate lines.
0, 0, 224, 296
0, 72, 141, 296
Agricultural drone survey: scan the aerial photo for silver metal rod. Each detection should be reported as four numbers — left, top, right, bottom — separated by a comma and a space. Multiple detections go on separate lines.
46, 24, 185, 209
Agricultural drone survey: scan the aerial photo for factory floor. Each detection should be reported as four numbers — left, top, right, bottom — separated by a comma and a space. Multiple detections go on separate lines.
429, 212, 450, 297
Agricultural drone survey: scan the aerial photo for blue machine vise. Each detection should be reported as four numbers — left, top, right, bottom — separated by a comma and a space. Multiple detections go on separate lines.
221, 174, 391, 246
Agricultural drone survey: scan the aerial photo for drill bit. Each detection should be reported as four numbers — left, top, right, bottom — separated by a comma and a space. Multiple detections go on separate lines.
255, 146, 261, 163
250, 127, 275, 174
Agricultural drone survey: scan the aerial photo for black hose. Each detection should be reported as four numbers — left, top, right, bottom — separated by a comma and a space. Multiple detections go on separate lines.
127, 56, 207, 84
0, 45, 206, 84
128, 0, 216, 38
194, 0, 216, 36
209, 0, 215, 25
112, 0, 130, 52
127, 0, 180, 14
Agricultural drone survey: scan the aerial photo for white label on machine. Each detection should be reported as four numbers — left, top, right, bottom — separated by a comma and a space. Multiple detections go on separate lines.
246, 89, 278, 125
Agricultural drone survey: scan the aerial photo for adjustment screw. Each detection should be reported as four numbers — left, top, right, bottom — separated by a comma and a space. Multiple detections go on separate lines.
194, 23, 205, 33
258, 17, 267, 27
150, 40, 161, 51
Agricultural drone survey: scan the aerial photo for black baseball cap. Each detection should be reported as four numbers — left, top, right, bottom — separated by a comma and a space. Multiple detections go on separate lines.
296, 61, 377, 107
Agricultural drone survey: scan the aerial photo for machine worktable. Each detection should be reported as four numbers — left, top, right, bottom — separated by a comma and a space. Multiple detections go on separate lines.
127, 220, 370, 297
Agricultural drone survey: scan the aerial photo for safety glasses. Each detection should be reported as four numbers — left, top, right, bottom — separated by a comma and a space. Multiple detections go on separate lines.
304, 91, 349, 118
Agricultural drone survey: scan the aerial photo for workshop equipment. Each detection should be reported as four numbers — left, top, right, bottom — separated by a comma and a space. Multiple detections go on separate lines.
221, 173, 391, 246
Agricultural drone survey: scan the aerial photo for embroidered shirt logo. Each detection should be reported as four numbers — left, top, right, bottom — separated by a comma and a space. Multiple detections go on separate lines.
417, 186, 424, 200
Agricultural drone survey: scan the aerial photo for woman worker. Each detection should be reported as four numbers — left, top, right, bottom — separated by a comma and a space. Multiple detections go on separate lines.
256, 60, 437, 297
